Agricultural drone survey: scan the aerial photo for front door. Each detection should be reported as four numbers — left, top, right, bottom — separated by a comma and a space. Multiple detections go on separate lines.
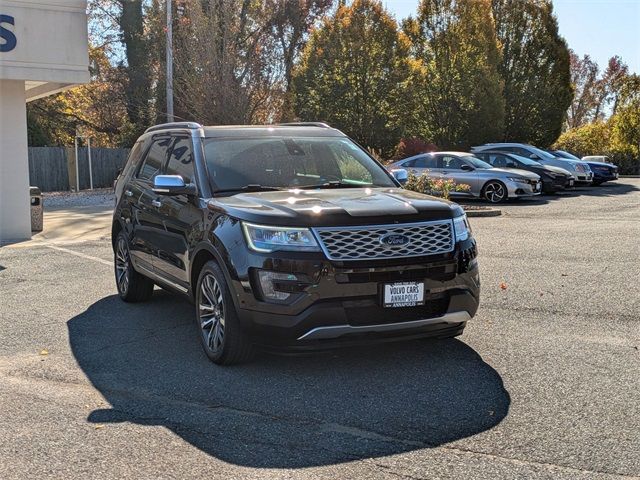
437, 154, 478, 193
129, 136, 173, 273
153, 136, 204, 288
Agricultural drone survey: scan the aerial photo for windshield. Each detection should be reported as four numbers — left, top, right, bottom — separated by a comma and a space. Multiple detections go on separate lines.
461, 155, 493, 169
509, 153, 542, 166
554, 150, 581, 161
529, 146, 557, 161
203, 136, 396, 192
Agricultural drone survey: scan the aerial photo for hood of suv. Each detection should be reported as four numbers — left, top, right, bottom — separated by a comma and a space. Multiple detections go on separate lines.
208, 188, 462, 227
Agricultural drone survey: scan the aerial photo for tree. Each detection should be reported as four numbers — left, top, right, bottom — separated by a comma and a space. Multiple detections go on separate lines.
27, 46, 131, 147
405, 0, 505, 149
567, 51, 599, 129
167, 0, 288, 125
492, 0, 572, 146
118, 0, 153, 133
610, 75, 640, 155
594, 56, 629, 119
266, 0, 334, 121
293, 0, 414, 153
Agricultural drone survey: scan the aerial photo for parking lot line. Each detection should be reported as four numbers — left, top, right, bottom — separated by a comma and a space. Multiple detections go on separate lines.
44, 244, 111, 267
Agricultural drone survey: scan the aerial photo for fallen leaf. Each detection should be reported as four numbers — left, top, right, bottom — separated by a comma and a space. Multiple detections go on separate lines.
94, 425, 105, 430
561, 273, 568, 277
39, 349, 48, 356
499, 282, 508, 291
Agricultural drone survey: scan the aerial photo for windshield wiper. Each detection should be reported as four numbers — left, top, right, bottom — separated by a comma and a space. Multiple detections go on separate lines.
299, 181, 370, 190
214, 184, 284, 194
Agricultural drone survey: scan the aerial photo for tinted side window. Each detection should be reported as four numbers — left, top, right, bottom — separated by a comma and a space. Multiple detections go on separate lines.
166, 137, 195, 184
402, 159, 416, 167
414, 155, 437, 168
138, 137, 171, 182
439, 155, 464, 169
120, 141, 144, 181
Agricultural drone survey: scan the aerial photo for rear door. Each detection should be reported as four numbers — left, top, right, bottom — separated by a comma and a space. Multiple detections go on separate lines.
129, 136, 173, 274
153, 136, 204, 288
405, 154, 439, 177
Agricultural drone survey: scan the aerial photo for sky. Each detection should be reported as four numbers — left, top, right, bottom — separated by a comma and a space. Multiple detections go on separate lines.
384, 0, 640, 74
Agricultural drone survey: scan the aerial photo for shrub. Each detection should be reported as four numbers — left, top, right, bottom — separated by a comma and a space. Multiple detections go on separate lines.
403, 171, 470, 200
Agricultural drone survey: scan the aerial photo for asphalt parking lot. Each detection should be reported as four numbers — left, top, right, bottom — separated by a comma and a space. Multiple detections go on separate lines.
1, 180, 639, 479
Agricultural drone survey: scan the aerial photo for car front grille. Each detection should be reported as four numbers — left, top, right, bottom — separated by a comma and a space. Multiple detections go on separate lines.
313, 220, 455, 261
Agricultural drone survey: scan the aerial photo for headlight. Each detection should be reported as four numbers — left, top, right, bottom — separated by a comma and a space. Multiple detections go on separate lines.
507, 176, 529, 184
453, 214, 471, 242
242, 222, 320, 253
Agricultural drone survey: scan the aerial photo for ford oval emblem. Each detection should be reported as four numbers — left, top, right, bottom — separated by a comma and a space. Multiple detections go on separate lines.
379, 233, 410, 247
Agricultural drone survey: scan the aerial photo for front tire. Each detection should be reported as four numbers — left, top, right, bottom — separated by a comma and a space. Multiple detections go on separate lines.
196, 261, 254, 365
482, 181, 508, 203
114, 232, 154, 302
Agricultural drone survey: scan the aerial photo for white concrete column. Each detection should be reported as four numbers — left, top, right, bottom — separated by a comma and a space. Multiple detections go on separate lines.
0, 80, 31, 244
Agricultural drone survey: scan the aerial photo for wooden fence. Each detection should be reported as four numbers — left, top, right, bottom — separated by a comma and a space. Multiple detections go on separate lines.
28, 147, 130, 192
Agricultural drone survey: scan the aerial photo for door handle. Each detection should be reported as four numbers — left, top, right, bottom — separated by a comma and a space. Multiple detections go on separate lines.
125, 190, 133, 197
151, 200, 162, 208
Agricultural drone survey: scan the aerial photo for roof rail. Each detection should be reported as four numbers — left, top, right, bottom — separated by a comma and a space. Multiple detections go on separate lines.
145, 122, 203, 134
276, 122, 332, 129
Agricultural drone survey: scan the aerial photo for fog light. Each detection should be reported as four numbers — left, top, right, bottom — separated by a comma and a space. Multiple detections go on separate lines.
257, 271, 298, 301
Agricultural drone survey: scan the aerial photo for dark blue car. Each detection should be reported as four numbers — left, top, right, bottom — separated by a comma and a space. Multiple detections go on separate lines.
552, 151, 619, 186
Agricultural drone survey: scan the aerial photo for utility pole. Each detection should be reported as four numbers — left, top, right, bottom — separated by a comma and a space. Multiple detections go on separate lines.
166, 0, 174, 123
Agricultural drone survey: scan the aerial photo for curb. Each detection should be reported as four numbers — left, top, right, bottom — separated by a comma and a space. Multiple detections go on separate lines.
464, 208, 502, 217
619, 175, 640, 178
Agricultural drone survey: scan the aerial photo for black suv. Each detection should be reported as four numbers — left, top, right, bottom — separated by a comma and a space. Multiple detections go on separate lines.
112, 122, 480, 365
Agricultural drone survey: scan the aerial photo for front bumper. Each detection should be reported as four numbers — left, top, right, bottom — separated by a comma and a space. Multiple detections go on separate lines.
593, 170, 618, 183
506, 179, 542, 198
542, 175, 571, 193
575, 172, 594, 185
226, 239, 480, 349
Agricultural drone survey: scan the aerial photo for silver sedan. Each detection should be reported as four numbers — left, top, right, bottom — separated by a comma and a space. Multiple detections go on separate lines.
389, 151, 542, 203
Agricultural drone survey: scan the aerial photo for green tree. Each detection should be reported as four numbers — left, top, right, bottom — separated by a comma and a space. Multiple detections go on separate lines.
405, 0, 505, 149
292, 0, 414, 153
492, 0, 572, 146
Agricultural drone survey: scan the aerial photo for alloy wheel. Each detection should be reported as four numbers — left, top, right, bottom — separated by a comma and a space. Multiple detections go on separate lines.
484, 182, 506, 203
199, 273, 225, 354
115, 237, 130, 295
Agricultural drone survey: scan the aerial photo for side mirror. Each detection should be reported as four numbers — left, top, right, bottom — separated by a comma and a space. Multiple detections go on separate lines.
153, 175, 197, 196
460, 164, 474, 171
391, 168, 408, 184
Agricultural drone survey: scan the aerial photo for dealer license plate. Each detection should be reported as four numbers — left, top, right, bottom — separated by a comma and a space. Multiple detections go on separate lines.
383, 282, 425, 308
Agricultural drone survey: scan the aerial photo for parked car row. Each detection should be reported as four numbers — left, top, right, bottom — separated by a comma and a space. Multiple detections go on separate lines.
389, 142, 619, 203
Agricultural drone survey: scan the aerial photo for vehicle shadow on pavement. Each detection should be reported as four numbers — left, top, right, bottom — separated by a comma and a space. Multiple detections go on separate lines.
68, 291, 510, 468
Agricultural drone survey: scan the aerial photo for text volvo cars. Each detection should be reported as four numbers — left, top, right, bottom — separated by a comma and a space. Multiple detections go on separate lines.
112, 123, 480, 365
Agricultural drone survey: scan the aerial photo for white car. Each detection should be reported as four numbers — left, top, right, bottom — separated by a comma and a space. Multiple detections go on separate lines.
472, 143, 593, 185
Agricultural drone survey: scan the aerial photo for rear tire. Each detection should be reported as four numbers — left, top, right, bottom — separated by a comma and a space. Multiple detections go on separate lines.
196, 261, 254, 365
114, 232, 154, 302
